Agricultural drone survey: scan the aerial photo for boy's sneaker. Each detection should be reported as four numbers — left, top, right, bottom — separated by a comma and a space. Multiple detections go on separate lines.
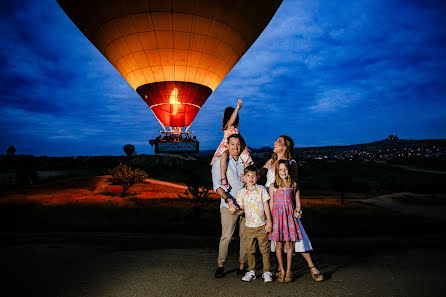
242, 270, 256, 281
262, 271, 273, 282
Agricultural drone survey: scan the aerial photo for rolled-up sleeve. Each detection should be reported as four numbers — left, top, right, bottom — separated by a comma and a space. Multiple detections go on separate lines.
262, 186, 270, 202
236, 191, 244, 209
212, 157, 227, 194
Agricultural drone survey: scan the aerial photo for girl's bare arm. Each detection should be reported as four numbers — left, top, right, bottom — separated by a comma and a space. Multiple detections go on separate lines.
263, 200, 273, 233
226, 99, 241, 128
269, 186, 275, 211
294, 183, 302, 217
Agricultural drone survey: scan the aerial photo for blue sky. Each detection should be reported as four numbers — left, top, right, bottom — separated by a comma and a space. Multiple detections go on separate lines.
1, 0, 445, 156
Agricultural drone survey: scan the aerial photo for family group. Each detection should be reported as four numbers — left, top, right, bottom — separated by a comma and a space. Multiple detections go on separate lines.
210, 99, 324, 283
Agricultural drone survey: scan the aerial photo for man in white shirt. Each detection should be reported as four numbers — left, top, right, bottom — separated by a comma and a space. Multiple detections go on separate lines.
212, 134, 247, 278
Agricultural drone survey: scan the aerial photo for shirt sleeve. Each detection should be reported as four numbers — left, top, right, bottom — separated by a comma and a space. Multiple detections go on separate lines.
212, 158, 228, 193
262, 186, 270, 202
236, 191, 244, 208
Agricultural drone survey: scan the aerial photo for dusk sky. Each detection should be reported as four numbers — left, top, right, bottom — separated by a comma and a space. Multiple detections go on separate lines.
1, 0, 445, 156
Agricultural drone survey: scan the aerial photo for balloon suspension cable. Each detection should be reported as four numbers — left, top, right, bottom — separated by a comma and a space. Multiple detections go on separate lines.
185, 118, 196, 134
150, 108, 167, 132
158, 127, 194, 135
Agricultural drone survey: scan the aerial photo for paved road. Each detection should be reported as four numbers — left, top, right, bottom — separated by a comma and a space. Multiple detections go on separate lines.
2, 233, 445, 297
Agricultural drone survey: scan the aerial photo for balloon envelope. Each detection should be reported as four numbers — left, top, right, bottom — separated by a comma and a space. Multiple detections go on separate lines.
57, 0, 282, 127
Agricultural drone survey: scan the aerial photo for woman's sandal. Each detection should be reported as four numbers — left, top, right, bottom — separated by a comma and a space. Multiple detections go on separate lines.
309, 266, 324, 282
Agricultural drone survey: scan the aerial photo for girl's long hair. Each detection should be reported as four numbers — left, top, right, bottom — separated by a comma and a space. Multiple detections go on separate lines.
271, 135, 294, 162
274, 159, 298, 191
222, 107, 239, 130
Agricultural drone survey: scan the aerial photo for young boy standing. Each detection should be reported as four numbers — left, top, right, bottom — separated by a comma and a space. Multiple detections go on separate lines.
236, 165, 273, 282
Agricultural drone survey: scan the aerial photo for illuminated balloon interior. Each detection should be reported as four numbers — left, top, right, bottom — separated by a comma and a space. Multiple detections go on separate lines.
57, 0, 282, 131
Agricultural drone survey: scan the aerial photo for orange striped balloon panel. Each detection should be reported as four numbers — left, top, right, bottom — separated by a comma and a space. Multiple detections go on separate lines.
57, 0, 282, 127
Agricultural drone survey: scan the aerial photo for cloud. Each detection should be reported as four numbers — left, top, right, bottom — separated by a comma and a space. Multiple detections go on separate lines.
309, 88, 361, 113
1, 0, 446, 155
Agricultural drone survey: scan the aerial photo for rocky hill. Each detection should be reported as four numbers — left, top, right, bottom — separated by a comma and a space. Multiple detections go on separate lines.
200, 136, 446, 161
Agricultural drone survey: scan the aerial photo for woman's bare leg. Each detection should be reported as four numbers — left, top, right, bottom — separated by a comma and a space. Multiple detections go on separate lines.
301, 252, 322, 277
300, 252, 314, 267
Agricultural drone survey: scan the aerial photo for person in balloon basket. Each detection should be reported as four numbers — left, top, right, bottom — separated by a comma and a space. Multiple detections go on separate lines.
236, 165, 274, 282
212, 134, 248, 278
210, 99, 254, 189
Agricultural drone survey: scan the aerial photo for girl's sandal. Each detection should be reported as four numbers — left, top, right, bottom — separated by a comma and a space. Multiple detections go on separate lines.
221, 178, 229, 187
309, 266, 324, 282
276, 271, 285, 283
284, 272, 293, 283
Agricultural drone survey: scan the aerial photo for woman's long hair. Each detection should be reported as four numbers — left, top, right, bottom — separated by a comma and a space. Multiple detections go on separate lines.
274, 160, 297, 191
222, 107, 239, 130
271, 135, 294, 162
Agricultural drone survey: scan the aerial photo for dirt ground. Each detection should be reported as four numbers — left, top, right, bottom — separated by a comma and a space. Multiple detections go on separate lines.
2, 232, 445, 297
2, 176, 445, 296
360, 192, 446, 221
0, 176, 219, 206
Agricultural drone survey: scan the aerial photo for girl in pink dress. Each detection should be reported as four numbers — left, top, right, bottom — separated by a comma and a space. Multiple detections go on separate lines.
269, 160, 323, 283
210, 99, 253, 187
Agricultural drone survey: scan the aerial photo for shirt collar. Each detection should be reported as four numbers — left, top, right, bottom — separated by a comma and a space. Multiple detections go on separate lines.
242, 184, 259, 194
228, 154, 243, 164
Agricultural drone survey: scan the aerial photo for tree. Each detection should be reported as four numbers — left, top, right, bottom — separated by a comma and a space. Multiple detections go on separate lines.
108, 163, 148, 197
6, 145, 16, 156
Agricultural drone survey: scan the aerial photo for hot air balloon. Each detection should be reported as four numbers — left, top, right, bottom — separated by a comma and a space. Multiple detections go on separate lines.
57, 0, 282, 153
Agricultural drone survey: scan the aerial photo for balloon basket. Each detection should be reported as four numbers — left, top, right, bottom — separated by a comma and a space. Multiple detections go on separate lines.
149, 130, 199, 154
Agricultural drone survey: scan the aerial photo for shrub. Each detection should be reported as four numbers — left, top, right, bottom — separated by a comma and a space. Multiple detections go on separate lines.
108, 163, 148, 196
178, 182, 212, 219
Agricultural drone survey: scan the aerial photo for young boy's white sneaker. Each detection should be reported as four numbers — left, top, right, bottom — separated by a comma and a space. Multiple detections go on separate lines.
242, 270, 256, 281
262, 271, 273, 282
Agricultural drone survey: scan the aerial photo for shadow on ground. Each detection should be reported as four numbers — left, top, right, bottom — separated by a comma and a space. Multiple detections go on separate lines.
2, 232, 446, 297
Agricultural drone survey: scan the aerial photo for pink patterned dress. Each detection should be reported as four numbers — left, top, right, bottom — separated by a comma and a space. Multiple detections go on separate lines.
210, 125, 253, 165
269, 188, 303, 242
